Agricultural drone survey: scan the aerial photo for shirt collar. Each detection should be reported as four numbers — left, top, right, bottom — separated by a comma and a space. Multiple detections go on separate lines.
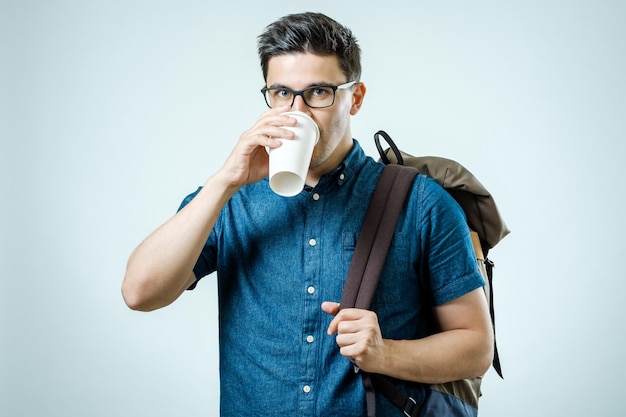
309, 139, 368, 193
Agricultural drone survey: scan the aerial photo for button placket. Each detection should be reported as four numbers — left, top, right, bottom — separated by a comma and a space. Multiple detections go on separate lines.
299, 186, 323, 412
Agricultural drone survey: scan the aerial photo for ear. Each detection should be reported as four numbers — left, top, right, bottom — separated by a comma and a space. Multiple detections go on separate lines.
349, 82, 367, 116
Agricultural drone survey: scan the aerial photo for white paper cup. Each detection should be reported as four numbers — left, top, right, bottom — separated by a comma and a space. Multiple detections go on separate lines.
267, 111, 320, 197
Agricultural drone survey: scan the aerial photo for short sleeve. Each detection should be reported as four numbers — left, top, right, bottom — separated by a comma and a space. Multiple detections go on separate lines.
419, 177, 485, 306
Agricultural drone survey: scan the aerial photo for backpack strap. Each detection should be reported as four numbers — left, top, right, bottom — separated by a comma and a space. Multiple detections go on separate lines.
485, 258, 503, 378
374, 130, 404, 166
471, 232, 503, 378
340, 163, 420, 417
340, 163, 418, 310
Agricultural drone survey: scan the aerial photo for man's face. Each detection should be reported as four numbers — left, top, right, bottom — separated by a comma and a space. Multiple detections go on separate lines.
265, 53, 363, 176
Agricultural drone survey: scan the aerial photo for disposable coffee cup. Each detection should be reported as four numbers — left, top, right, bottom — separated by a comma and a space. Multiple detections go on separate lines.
267, 111, 320, 197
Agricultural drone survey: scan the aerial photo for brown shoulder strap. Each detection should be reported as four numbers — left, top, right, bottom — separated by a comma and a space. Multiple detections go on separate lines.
340, 163, 418, 310
340, 163, 420, 417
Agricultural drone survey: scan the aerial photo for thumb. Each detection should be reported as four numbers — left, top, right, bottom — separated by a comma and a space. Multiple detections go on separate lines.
321, 301, 341, 316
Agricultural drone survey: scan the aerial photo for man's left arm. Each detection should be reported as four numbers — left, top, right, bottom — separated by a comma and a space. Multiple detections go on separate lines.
322, 287, 494, 384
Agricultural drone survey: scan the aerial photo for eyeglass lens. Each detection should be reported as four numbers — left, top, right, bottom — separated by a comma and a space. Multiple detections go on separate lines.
265, 86, 336, 109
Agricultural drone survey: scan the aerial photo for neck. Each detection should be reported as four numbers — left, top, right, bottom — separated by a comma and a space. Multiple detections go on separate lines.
305, 138, 354, 187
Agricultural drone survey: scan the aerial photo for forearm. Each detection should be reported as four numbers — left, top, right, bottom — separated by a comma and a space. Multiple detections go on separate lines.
326, 290, 494, 384
122, 172, 237, 311
375, 327, 493, 384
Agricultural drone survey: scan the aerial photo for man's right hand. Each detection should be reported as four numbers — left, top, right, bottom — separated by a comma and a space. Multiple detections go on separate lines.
216, 105, 297, 190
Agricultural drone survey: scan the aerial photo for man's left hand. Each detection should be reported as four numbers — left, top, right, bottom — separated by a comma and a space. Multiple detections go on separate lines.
321, 301, 385, 373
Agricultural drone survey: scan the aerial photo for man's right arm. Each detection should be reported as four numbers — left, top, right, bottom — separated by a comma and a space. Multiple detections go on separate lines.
121, 106, 296, 311
121, 173, 237, 311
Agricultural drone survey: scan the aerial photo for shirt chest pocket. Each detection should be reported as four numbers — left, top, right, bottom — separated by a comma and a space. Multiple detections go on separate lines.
342, 232, 411, 305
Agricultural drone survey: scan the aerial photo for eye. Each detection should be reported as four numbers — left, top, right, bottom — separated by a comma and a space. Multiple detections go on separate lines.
311, 87, 331, 97
270, 89, 292, 100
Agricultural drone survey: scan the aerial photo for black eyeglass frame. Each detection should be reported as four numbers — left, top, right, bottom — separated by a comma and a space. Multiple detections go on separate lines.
260, 81, 357, 109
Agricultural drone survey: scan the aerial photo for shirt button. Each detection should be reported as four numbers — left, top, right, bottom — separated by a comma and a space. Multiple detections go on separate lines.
303, 385, 311, 394
307, 286, 315, 295
308, 238, 317, 246
312, 193, 320, 201
339, 173, 345, 180
306, 335, 315, 343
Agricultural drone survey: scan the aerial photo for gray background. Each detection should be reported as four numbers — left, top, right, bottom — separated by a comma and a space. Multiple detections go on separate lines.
2, 0, 625, 416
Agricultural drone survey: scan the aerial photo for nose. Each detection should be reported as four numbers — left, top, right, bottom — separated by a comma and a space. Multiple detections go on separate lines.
291, 94, 310, 113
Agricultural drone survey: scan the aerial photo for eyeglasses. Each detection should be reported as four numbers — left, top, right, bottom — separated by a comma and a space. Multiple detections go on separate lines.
261, 81, 357, 109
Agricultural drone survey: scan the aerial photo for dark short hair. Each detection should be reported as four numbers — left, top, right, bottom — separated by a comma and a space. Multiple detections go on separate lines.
257, 12, 361, 83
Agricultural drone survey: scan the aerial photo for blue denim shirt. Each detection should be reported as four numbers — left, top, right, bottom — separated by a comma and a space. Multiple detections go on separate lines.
179, 140, 484, 416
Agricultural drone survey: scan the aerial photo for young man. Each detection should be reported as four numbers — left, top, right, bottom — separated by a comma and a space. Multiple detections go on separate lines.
122, 12, 493, 416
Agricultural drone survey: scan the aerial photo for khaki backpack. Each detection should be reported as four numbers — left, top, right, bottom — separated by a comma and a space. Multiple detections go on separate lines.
341, 130, 509, 416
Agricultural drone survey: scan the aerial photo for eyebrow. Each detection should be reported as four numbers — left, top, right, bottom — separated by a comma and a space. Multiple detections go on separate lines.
267, 81, 334, 89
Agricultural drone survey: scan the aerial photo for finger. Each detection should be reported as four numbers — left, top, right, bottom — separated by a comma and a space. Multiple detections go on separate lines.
340, 345, 369, 366
262, 104, 292, 116
262, 135, 282, 149
327, 315, 339, 336
337, 319, 363, 335
326, 308, 364, 336
264, 125, 296, 140
258, 105, 298, 127
322, 302, 341, 335
243, 124, 296, 151
334, 308, 371, 321
238, 127, 289, 151
321, 301, 340, 316
242, 108, 298, 150
336, 334, 362, 352
336, 329, 378, 363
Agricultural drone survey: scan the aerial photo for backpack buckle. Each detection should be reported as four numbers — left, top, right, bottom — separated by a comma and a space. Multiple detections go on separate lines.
403, 396, 418, 417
